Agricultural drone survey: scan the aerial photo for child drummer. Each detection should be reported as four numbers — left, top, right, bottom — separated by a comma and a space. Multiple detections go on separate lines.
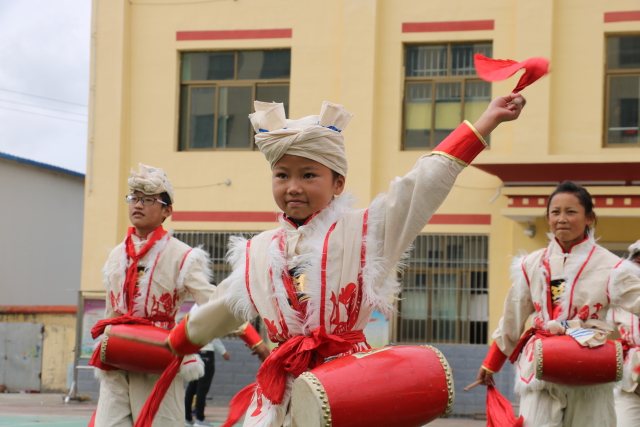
90, 164, 216, 427
167, 95, 525, 427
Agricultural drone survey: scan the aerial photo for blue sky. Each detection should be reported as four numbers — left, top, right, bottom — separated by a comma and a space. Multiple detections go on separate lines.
0, 0, 91, 173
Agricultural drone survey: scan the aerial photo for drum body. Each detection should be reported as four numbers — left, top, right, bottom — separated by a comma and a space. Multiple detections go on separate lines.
534, 335, 623, 386
100, 324, 175, 374
291, 345, 453, 427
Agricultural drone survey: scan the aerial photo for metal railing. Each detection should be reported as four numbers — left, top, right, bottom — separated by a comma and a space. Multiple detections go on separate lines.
395, 234, 489, 345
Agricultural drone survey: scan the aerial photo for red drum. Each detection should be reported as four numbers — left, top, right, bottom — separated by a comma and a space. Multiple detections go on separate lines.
534, 335, 623, 386
100, 324, 175, 374
290, 345, 453, 427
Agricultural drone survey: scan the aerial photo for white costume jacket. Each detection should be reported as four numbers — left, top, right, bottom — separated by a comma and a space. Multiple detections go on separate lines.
610, 305, 640, 393
169, 121, 488, 427
484, 234, 640, 393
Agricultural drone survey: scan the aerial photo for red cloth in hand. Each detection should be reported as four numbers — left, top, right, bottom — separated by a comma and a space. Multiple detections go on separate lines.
474, 54, 550, 93
256, 325, 365, 404
486, 384, 524, 427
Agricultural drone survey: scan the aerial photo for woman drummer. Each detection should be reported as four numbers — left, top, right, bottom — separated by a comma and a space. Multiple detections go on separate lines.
477, 181, 640, 427
609, 241, 640, 427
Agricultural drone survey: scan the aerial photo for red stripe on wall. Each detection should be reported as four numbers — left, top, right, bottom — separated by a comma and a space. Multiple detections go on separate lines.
604, 11, 640, 23
0, 305, 77, 314
508, 195, 640, 209
172, 211, 279, 222
428, 214, 492, 225
177, 29, 292, 41
173, 212, 490, 225
403, 20, 494, 33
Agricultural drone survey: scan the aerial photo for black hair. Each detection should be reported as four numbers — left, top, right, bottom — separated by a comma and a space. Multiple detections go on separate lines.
159, 191, 172, 206
332, 171, 344, 181
546, 181, 596, 233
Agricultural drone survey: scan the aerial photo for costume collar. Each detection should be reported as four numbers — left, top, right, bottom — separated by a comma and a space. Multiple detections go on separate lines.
278, 193, 357, 233
547, 230, 595, 257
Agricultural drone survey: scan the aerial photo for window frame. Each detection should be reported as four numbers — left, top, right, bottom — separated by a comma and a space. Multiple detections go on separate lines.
401, 41, 493, 151
603, 33, 640, 148
177, 49, 291, 152
393, 233, 490, 346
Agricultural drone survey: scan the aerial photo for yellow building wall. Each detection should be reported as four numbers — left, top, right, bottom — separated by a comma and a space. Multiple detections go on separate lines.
0, 313, 76, 392
83, 0, 640, 344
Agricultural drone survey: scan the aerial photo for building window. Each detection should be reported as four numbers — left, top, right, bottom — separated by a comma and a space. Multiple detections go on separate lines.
403, 43, 492, 149
395, 234, 489, 345
173, 231, 259, 285
605, 35, 640, 146
178, 50, 291, 151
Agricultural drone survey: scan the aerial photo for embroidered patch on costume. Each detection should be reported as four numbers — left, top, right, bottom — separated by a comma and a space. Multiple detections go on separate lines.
550, 279, 565, 303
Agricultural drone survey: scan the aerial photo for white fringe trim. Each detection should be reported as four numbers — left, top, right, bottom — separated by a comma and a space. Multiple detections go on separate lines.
176, 247, 213, 293
180, 354, 205, 381
225, 236, 258, 321
251, 375, 294, 427
361, 194, 403, 317
293, 194, 356, 334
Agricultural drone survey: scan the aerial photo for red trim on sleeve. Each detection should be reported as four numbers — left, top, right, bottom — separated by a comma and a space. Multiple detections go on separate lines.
245, 241, 258, 312
180, 249, 193, 270
237, 323, 264, 349
431, 121, 487, 166
167, 316, 203, 356
482, 342, 508, 373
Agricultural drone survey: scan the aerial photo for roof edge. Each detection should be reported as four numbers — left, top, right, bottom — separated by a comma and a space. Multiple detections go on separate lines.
0, 151, 85, 179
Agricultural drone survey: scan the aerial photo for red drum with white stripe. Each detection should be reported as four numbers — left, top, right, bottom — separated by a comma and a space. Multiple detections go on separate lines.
534, 335, 623, 386
291, 345, 453, 427
100, 324, 174, 374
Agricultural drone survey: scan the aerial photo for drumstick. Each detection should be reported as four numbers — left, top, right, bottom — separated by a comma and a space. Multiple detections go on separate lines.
109, 332, 169, 348
463, 380, 483, 391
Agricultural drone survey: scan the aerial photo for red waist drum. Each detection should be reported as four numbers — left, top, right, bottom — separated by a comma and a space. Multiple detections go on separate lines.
534, 335, 623, 386
100, 324, 175, 374
290, 345, 454, 427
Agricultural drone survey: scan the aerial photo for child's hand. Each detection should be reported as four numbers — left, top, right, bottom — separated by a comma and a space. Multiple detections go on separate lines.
473, 93, 526, 139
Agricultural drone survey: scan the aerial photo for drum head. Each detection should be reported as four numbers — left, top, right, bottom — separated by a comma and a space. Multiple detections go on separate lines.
291, 372, 328, 427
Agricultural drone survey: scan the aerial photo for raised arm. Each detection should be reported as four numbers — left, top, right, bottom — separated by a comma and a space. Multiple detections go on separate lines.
368, 93, 525, 272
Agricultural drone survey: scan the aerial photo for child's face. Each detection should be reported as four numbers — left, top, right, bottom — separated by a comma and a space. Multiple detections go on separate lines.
128, 190, 172, 235
272, 155, 345, 221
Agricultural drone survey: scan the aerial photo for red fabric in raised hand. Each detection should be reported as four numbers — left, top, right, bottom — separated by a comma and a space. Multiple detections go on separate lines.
256, 325, 365, 404
486, 384, 524, 427
474, 54, 550, 93
221, 382, 258, 427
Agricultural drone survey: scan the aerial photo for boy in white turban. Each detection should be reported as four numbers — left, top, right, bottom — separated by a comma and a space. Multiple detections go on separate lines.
166, 94, 526, 427
90, 164, 216, 427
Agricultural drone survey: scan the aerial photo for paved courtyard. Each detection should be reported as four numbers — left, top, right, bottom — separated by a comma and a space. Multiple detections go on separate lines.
0, 393, 486, 426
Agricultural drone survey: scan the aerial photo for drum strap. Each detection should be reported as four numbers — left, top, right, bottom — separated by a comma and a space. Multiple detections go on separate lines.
256, 325, 365, 404
508, 327, 553, 364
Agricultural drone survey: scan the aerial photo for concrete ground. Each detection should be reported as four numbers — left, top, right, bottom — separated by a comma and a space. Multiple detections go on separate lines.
0, 393, 486, 426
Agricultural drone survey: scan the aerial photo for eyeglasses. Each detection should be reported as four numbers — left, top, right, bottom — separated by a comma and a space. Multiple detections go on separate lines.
125, 195, 167, 206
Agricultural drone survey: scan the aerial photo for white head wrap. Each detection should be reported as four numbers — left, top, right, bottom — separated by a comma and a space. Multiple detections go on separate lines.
128, 163, 175, 204
629, 240, 640, 258
249, 101, 353, 176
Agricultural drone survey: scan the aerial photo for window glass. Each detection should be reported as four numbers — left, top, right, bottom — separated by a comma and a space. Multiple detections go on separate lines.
451, 43, 492, 76
256, 85, 290, 116
607, 36, 640, 70
434, 82, 461, 145
404, 42, 491, 149
182, 52, 235, 81
464, 81, 491, 123
216, 86, 253, 148
406, 45, 447, 77
179, 49, 290, 150
607, 75, 639, 144
404, 82, 432, 148
188, 87, 216, 149
238, 49, 291, 80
